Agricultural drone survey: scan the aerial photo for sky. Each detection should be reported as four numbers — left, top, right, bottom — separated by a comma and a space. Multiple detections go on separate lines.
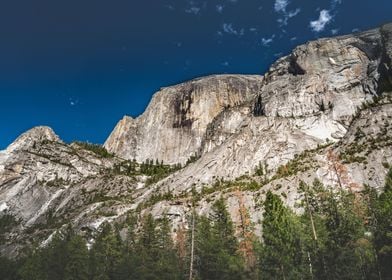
0, 0, 391, 149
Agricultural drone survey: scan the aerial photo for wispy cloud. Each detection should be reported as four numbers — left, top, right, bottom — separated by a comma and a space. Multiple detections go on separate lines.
184, 0, 205, 15
331, 0, 342, 8
185, 6, 201, 15
308, 0, 342, 33
310, 10, 332, 32
331, 28, 339, 35
221, 23, 245, 37
261, 35, 275, 47
69, 98, 79, 107
274, 0, 301, 26
216, 4, 224, 13
274, 0, 289, 13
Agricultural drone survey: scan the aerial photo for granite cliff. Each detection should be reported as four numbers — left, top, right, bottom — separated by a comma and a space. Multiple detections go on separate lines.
1, 23, 392, 257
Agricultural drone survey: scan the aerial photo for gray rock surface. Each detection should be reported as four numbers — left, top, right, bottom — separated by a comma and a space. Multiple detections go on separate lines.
104, 75, 263, 165
1, 24, 392, 257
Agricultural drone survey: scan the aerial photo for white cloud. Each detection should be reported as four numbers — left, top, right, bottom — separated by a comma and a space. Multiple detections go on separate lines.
278, 8, 301, 26
274, 0, 289, 12
184, 0, 205, 15
185, 6, 201, 15
310, 10, 332, 32
216, 4, 224, 13
274, 0, 301, 26
222, 23, 244, 36
261, 35, 275, 46
287, 8, 301, 18
331, 0, 342, 8
69, 98, 79, 107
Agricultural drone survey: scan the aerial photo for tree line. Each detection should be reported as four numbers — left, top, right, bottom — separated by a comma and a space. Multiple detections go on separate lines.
1, 168, 392, 280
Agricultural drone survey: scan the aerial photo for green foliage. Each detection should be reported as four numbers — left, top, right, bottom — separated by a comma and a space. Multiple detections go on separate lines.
111, 158, 181, 186
260, 191, 307, 279
90, 223, 122, 279
3, 169, 392, 279
0, 257, 19, 280
372, 168, 392, 279
254, 161, 265, 177
0, 213, 18, 240
272, 144, 331, 180
65, 235, 89, 280
340, 121, 392, 164
185, 154, 201, 165
73, 141, 114, 158
195, 198, 244, 280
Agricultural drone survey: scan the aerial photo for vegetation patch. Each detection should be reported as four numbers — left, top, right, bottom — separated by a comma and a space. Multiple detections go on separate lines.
73, 141, 114, 158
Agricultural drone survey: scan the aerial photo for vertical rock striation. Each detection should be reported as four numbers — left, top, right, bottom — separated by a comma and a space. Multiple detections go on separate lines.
104, 75, 263, 164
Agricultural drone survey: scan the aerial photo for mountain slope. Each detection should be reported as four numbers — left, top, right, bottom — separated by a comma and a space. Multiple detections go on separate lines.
1, 23, 392, 257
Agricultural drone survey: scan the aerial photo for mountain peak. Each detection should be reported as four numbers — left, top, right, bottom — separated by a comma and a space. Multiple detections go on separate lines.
6, 126, 61, 153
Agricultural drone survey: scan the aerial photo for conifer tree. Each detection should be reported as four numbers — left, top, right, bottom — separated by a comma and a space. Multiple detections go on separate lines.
373, 167, 392, 278
195, 198, 243, 280
260, 191, 305, 279
90, 223, 122, 280
64, 235, 89, 280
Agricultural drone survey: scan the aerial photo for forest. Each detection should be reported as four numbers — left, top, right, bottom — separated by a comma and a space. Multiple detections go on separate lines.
1, 168, 391, 280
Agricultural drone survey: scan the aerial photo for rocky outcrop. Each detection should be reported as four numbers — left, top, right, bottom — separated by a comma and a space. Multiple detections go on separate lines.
5, 126, 61, 153
105, 25, 391, 184
1, 23, 392, 257
0, 129, 140, 256
104, 75, 264, 164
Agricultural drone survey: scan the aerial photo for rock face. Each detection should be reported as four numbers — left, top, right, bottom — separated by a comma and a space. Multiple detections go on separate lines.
6, 126, 61, 153
104, 75, 264, 164
106, 24, 391, 188
0, 129, 140, 256
1, 23, 392, 257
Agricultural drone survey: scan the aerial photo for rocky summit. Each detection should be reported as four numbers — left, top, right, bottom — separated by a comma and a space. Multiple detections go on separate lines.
1, 23, 392, 258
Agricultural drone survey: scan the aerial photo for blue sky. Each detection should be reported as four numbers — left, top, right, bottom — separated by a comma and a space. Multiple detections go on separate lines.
0, 0, 391, 148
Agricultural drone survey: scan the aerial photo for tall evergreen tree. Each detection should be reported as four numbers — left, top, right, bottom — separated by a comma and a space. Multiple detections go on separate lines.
134, 214, 160, 279
155, 216, 182, 279
64, 235, 89, 280
373, 167, 392, 279
89, 223, 122, 280
260, 191, 306, 279
195, 198, 243, 280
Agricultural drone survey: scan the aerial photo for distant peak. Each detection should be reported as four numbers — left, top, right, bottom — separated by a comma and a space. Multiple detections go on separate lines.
122, 115, 134, 122
6, 126, 61, 153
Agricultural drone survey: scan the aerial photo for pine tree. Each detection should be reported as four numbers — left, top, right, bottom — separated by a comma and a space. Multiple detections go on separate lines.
195, 198, 243, 280
90, 223, 122, 280
155, 216, 182, 279
134, 214, 160, 279
260, 191, 305, 279
319, 188, 373, 279
373, 167, 392, 279
45, 232, 70, 280
0, 257, 18, 280
18, 250, 47, 280
64, 235, 89, 280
